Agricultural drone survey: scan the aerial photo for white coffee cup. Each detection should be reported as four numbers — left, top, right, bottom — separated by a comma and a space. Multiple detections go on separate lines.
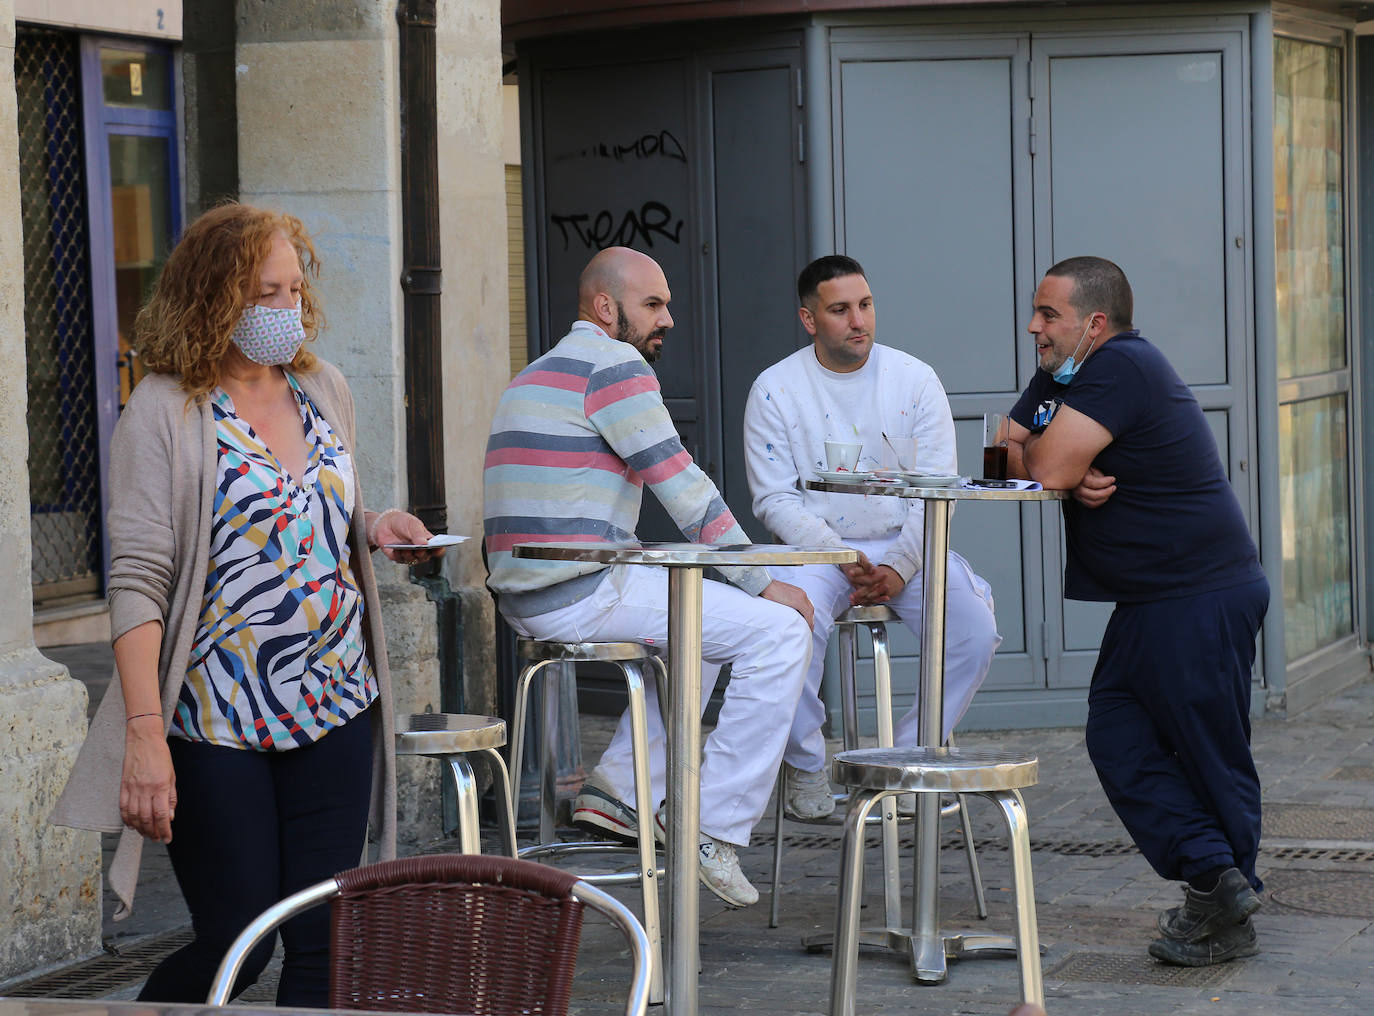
824, 441, 862, 472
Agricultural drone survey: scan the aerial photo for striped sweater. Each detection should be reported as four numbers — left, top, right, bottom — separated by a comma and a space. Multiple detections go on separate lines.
484, 321, 770, 617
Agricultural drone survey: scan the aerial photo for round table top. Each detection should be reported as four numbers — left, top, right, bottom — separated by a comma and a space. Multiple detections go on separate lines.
807, 480, 1068, 502
512, 541, 858, 566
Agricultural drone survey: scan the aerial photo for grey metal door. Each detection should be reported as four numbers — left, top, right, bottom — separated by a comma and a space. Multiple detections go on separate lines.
832, 34, 1047, 713
1031, 27, 1255, 688
528, 58, 703, 541
699, 44, 807, 533
530, 45, 806, 543
829, 22, 1256, 722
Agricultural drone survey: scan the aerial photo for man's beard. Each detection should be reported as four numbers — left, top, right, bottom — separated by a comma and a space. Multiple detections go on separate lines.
616, 302, 666, 363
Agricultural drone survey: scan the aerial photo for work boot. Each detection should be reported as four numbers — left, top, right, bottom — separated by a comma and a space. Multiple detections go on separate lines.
572, 771, 639, 843
783, 763, 836, 820
1157, 867, 1261, 942
1148, 916, 1258, 967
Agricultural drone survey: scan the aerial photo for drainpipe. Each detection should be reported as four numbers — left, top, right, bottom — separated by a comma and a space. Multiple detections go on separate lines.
396, 1, 464, 727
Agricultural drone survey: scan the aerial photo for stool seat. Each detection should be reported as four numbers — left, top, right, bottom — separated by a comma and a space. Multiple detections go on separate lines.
837, 604, 899, 623
829, 746, 1044, 1013
393, 713, 516, 859
515, 638, 657, 664
832, 747, 1038, 795
396, 713, 507, 755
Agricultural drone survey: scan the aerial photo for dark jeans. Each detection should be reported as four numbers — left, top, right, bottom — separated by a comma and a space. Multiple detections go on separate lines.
138, 707, 374, 1007
1085, 578, 1269, 890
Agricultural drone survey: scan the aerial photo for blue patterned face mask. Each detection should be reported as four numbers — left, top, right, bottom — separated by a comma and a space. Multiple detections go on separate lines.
230, 303, 306, 365
1051, 316, 1097, 385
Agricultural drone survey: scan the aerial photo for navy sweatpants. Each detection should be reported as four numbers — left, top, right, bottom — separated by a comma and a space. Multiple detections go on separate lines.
138, 707, 374, 1007
1083, 577, 1269, 890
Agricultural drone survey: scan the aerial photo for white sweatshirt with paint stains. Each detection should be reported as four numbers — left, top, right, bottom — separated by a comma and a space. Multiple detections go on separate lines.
742, 343, 957, 583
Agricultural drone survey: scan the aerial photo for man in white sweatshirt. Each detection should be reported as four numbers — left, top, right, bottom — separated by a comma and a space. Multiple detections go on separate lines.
743, 254, 1000, 819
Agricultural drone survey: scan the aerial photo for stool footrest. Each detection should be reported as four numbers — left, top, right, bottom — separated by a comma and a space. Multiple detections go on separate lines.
803, 927, 910, 955
517, 840, 666, 884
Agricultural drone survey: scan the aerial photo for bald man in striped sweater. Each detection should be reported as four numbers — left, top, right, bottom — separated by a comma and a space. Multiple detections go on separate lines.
484, 247, 814, 907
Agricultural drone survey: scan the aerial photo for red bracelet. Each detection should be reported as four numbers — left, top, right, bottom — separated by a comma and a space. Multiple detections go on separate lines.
126, 712, 160, 724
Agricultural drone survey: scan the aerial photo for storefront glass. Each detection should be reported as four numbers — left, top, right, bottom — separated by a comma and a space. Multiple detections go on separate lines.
1274, 34, 1355, 662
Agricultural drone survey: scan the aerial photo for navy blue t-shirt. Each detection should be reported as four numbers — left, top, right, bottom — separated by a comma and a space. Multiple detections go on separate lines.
1010, 331, 1263, 602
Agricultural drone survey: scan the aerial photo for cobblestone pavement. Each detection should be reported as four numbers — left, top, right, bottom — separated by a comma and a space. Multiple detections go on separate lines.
9, 643, 1374, 1015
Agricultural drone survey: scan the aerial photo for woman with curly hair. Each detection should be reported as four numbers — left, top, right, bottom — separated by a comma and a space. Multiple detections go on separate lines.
52, 203, 442, 1005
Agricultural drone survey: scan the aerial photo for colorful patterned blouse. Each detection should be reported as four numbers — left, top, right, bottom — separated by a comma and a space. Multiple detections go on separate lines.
173, 374, 377, 750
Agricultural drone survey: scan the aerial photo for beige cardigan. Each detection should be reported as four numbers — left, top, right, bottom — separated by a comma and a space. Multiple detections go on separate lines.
50, 360, 398, 918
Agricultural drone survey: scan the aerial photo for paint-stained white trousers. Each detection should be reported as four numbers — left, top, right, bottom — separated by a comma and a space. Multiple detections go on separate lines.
504, 564, 812, 846
777, 538, 1000, 773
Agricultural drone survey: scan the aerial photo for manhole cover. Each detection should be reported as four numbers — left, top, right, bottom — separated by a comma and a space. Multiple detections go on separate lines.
1265, 870, 1374, 918
1046, 950, 1243, 988
1264, 804, 1374, 840
1328, 765, 1374, 782
1266, 845, 1374, 863
762, 828, 1144, 858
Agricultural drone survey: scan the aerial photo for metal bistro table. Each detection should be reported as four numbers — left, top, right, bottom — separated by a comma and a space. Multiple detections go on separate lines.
807, 478, 1066, 984
512, 540, 857, 1015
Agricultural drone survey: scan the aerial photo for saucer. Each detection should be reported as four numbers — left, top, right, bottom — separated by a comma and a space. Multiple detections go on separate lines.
815, 470, 875, 483
903, 474, 962, 487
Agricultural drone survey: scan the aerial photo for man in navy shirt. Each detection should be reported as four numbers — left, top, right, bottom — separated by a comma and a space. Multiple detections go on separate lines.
1006, 257, 1269, 967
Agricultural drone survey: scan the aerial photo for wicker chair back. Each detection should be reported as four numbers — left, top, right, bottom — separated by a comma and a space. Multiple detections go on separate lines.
328, 854, 585, 1015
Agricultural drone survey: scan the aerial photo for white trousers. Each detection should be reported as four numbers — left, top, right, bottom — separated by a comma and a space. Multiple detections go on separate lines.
777, 538, 1001, 773
504, 565, 812, 846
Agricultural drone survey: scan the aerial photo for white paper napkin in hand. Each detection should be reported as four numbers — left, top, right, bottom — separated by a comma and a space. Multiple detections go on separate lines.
385, 534, 469, 549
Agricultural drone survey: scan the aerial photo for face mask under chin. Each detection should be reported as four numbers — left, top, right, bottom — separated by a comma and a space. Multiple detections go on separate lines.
1051, 316, 1096, 385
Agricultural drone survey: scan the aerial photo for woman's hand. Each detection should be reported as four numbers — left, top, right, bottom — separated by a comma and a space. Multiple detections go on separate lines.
369, 509, 448, 565
120, 715, 177, 843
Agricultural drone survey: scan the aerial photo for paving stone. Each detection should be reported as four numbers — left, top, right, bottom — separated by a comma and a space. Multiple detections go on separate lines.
13, 648, 1374, 1014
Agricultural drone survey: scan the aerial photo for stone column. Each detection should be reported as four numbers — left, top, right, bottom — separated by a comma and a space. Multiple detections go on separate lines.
0, 0, 101, 981
436, 0, 506, 720
234, 0, 431, 833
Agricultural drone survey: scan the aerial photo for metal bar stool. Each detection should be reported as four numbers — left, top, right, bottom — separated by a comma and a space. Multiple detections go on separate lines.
395, 713, 518, 857
509, 638, 669, 1004
828, 747, 1043, 1014
770, 604, 986, 930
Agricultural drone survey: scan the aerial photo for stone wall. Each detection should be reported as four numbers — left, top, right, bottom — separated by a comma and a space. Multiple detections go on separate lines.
0, 0, 101, 981
234, 0, 507, 842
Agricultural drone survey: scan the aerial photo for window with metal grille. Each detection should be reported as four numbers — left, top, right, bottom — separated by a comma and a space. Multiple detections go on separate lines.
18, 26, 104, 607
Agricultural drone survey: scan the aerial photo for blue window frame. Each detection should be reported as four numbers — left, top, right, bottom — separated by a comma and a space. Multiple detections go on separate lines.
79, 36, 181, 578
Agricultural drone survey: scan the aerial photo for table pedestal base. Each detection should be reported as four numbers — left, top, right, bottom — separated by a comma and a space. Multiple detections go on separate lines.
804, 927, 1019, 983
912, 930, 1020, 983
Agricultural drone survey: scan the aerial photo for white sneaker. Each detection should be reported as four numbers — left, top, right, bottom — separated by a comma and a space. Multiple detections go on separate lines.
697, 836, 759, 907
784, 763, 836, 820
651, 805, 759, 907
894, 794, 958, 817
